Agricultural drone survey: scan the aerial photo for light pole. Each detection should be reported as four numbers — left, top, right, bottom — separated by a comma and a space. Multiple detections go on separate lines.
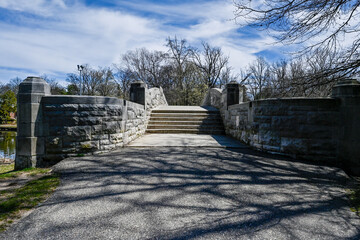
77, 65, 84, 95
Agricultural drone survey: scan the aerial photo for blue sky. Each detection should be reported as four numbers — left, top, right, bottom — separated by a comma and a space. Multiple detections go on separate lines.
0, 0, 288, 85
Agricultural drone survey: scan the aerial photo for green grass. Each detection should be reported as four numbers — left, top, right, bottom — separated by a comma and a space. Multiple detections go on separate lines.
0, 164, 60, 232
0, 164, 14, 175
0, 164, 51, 179
0, 124, 16, 128
349, 186, 360, 215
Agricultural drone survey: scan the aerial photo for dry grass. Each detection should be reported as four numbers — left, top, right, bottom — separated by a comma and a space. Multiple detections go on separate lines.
0, 164, 59, 232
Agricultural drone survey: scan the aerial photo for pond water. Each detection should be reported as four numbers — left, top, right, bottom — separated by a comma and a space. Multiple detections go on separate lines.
0, 131, 16, 160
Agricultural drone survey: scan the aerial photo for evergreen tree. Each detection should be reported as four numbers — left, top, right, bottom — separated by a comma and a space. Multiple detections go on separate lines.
0, 90, 17, 124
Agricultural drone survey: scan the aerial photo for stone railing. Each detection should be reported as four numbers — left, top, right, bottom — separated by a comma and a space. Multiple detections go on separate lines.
15, 77, 167, 169
204, 80, 360, 175
146, 87, 168, 112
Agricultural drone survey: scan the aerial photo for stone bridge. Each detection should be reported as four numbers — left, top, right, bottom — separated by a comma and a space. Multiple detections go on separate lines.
15, 77, 360, 175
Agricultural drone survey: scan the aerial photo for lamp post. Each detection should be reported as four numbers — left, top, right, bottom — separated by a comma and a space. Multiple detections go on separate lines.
77, 65, 84, 95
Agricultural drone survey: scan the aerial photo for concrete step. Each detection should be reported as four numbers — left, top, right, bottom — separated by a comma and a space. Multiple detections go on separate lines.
148, 120, 222, 125
147, 106, 225, 135
147, 124, 225, 130
152, 109, 219, 114
146, 129, 225, 134
150, 113, 219, 118
150, 116, 222, 121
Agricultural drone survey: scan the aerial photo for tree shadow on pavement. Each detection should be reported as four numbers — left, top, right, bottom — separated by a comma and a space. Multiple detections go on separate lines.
3, 147, 360, 239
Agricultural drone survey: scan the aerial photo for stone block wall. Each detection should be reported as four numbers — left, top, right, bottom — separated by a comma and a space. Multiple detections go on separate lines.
225, 99, 340, 162
332, 80, 360, 173
15, 77, 167, 169
202, 88, 223, 109
126, 101, 147, 143
146, 87, 168, 112
204, 80, 360, 175
40, 96, 145, 165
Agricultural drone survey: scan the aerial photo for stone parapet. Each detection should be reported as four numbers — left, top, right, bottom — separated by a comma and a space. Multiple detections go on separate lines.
203, 79, 360, 175
332, 80, 360, 174
201, 88, 223, 109
225, 98, 340, 163
15, 77, 167, 168
41, 96, 145, 166
15, 77, 50, 169
146, 87, 168, 112
130, 81, 147, 105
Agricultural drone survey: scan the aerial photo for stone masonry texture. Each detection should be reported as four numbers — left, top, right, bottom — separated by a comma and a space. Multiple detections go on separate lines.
41, 96, 146, 165
225, 99, 340, 163
16, 76, 168, 168
205, 81, 360, 175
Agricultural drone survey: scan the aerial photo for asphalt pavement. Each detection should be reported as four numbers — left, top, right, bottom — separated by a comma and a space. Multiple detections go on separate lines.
1, 146, 360, 239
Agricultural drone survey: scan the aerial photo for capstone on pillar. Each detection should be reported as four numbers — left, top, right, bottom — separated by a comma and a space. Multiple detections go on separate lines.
15, 77, 51, 170
225, 81, 245, 107
130, 80, 147, 106
332, 78, 360, 175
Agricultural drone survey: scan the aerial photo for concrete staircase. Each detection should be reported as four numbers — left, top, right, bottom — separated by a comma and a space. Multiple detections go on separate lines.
146, 106, 225, 135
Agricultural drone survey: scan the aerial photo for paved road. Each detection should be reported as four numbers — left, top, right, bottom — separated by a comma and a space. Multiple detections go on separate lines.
128, 134, 247, 148
2, 147, 360, 239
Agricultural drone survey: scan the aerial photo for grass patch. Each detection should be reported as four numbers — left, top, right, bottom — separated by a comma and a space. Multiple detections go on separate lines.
0, 164, 51, 179
0, 164, 14, 175
0, 164, 60, 232
349, 181, 360, 215
0, 124, 16, 128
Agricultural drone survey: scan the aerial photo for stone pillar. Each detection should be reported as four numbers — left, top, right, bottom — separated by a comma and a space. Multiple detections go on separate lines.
226, 81, 244, 107
15, 77, 51, 170
130, 80, 147, 106
332, 79, 360, 175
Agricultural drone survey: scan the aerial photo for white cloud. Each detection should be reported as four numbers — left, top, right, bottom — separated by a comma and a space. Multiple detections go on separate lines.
0, 0, 282, 84
180, 19, 236, 41
0, 0, 67, 16
114, 0, 238, 22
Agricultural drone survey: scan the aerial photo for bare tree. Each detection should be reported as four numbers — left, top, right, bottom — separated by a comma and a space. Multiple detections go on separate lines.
115, 37, 237, 105
97, 67, 117, 97
192, 42, 230, 88
82, 65, 103, 95
113, 66, 133, 100
66, 73, 80, 95
121, 48, 169, 87
8, 77, 22, 95
165, 36, 196, 104
219, 66, 239, 88
246, 57, 272, 100
241, 48, 343, 99
66, 65, 118, 96
40, 74, 66, 95
166, 37, 193, 88
234, 0, 360, 78
268, 60, 290, 97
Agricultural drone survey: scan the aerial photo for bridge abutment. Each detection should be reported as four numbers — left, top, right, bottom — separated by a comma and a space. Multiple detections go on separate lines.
15, 77, 50, 169
204, 79, 360, 175
332, 79, 360, 174
130, 80, 147, 106
15, 77, 167, 169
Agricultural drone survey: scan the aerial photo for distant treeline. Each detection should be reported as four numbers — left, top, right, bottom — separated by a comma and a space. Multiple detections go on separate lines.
2, 37, 346, 108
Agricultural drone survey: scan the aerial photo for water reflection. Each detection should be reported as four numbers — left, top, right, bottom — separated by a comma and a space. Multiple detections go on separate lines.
0, 131, 16, 160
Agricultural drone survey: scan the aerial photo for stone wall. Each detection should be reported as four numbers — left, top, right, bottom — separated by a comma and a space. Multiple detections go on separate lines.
225, 99, 340, 162
202, 88, 223, 109
146, 87, 168, 112
332, 80, 360, 174
41, 96, 145, 165
204, 80, 360, 175
15, 77, 167, 169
